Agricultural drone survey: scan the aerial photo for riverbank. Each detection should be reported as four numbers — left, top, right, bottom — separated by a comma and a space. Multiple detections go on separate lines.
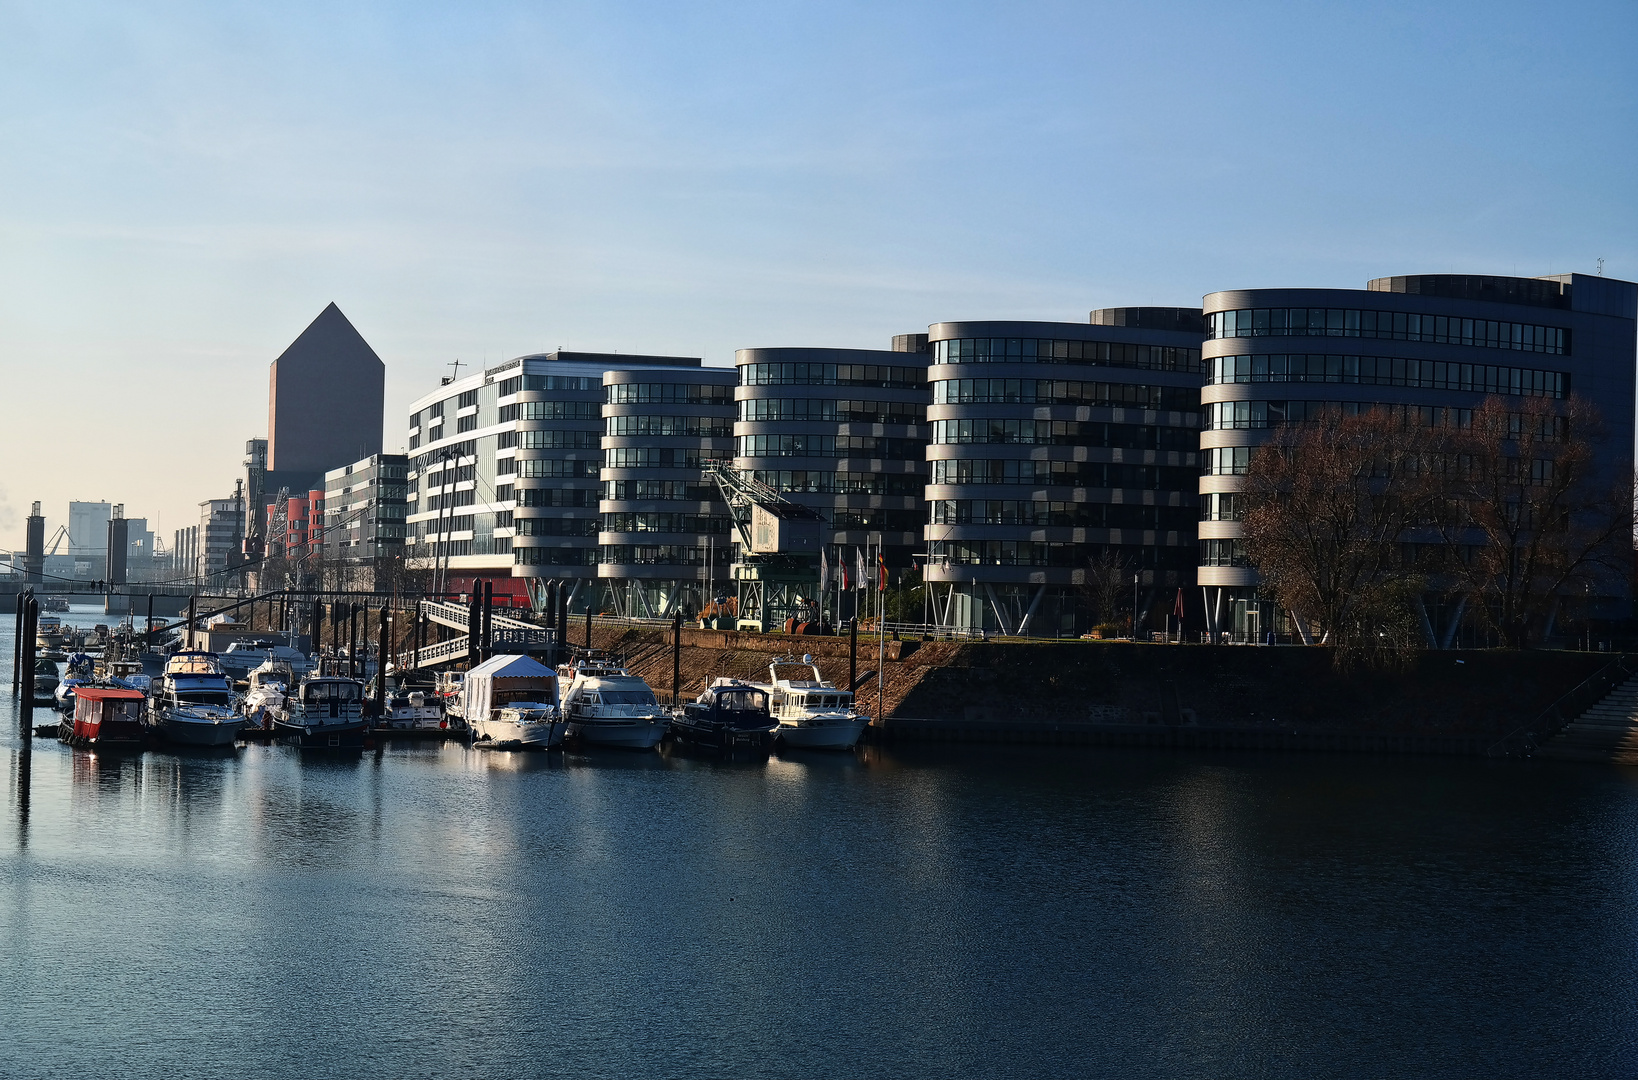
585, 625, 1616, 757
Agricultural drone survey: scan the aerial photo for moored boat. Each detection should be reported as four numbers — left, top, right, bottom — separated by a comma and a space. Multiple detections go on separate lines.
271, 674, 369, 749
559, 652, 667, 749
667, 679, 776, 755
61, 686, 147, 747
150, 651, 245, 746
754, 654, 871, 750
241, 658, 293, 728
464, 654, 563, 749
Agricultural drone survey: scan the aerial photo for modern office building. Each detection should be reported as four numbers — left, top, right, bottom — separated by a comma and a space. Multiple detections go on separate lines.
733, 339, 932, 623
68, 501, 111, 578
599, 366, 736, 618
196, 497, 244, 587
406, 351, 702, 607
267, 303, 386, 475
320, 453, 409, 587
922, 310, 1206, 637
1199, 272, 1638, 642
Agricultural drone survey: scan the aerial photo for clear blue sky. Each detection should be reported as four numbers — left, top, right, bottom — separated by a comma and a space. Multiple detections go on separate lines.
0, 0, 1633, 551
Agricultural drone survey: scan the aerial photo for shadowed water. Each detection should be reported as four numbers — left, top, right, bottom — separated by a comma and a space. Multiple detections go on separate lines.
2, 606, 1636, 1078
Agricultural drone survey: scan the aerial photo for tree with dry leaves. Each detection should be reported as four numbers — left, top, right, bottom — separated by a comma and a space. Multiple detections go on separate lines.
1437, 395, 1634, 649
1240, 407, 1451, 666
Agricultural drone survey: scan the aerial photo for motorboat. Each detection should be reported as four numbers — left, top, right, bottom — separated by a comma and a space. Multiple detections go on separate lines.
35, 615, 66, 649
667, 679, 776, 755
463, 654, 563, 749
149, 651, 245, 746
241, 658, 294, 728
271, 674, 369, 749
41, 595, 70, 613
376, 687, 450, 732
437, 670, 467, 720
221, 640, 309, 681
754, 654, 871, 750
558, 652, 667, 749
32, 656, 61, 701
60, 686, 146, 747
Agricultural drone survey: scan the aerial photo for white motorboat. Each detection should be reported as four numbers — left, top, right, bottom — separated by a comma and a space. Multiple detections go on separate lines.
241, 657, 294, 728
558, 652, 667, 749
463, 654, 563, 749
755, 654, 871, 750
377, 687, 450, 732
271, 673, 368, 749
150, 651, 246, 747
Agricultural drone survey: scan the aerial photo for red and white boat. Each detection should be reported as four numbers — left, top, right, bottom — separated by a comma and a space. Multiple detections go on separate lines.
62, 686, 147, 747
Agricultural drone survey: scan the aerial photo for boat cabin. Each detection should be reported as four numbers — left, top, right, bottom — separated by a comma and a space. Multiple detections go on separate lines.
684, 681, 771, 729
297, 678, 365, 719
69, 687, 146, 745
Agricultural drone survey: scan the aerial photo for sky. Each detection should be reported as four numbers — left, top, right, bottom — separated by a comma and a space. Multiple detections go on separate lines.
0, 0, 1633, 553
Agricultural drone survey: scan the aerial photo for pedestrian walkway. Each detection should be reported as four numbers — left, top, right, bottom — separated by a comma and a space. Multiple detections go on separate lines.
1538, 675, 1638, 765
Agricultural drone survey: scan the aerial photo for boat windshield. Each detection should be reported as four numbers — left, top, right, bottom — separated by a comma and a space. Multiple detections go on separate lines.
305, 681, 361, 702
176, 690, 231, 706
596, 689, 658, 706
715, 689, 765, 712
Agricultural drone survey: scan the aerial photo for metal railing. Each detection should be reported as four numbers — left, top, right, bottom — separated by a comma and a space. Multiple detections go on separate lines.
1487, 653, 1638, 758
420, 599, 537, 634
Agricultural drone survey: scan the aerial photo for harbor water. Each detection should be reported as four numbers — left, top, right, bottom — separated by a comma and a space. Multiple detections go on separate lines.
3, 607, 1637, 1078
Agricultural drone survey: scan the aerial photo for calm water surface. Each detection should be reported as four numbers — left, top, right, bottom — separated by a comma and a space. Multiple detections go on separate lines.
3, 607, 1637, 1078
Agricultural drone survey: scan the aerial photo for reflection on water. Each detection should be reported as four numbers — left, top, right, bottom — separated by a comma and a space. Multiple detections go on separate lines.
3, 608, 1638, 1078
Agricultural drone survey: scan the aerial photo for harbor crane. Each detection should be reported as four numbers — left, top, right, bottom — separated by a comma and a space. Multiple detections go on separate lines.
704, 461, 827, 632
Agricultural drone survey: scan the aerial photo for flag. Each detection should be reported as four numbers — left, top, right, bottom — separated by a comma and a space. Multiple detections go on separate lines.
820, 545, 831, 594
839, 552, 850, 591
1174, 588, 1185, 622
855, 547, 866, 591
877, 549, 888, 592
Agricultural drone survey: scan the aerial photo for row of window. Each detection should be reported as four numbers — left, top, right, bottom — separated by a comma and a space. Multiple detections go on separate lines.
1206, 400, 1472, 431
931, 419, 1196, 451
830, 509, 925, 532
930, 459, 1199, 491
603, 480, 720, 502
932, 378, 1200, 411
516, 518, 600, 537
424, 490, 476, 512
605, 448, 714, 470
512, 459, 598, 479
413, 442, 475, 470
933, 338, 1203, 373
926, 539, 1190, 568
499, 401, 600, 422
606, 415, 734, 438
602, 513, 733, 535
736, 435, 926, 459
519, 487, 596, 507
738, 363, 928, 389
1199, 539, 1248, 566
930, 500, 1197, 530
1200, 493, 1244, 521
598, 544, 717, 567
1207, 308, 1568, 354
1208, 353, 1569, 398
519, 429, 599, 449
605, 383, 733, 405
738, 398, 926, 426
497, 374, 599, 395
515, 546, 601, 566
744, 470, 925, 496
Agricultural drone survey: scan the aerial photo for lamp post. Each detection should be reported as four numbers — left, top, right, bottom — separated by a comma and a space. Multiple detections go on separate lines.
1132, 572, 1140, 641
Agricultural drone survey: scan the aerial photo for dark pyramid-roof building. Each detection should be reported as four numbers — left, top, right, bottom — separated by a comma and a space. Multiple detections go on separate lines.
267, 302, 385, 474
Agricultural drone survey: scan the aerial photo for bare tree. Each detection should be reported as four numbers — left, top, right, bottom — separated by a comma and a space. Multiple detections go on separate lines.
1079, 548, 1131, 629
1438, 395, 1634, 648
1241, 407, 1449, 667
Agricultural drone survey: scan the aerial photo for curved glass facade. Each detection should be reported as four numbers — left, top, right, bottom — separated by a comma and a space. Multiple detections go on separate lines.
599, 366, 736, 619
735, 344, 931, 624
925, 314, 1205, 637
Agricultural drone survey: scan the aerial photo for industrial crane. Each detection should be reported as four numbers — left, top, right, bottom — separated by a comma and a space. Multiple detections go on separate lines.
704, 461, 827, 632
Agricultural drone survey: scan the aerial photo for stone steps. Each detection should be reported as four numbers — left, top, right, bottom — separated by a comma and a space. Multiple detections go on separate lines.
1539, 674, 1638, 764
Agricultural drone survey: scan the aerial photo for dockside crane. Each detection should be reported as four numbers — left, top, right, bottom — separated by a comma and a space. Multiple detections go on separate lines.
704, 461, 827, 632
